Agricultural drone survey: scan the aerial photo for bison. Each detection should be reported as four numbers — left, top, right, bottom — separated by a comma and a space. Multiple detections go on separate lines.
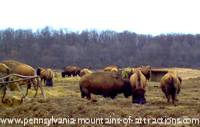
1, 60, 46, 100
130, 69, 148, 104
160, 71, 182, 105
104, 65, 118, 72
138, 65, 151, 80
37, 68, 54, 86
2, 60, 39, 89
79, 72, 132, 100
80, 68, 93, 77
62, 66, 81, 77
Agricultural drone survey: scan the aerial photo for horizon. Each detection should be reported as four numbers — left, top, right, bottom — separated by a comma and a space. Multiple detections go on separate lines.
0, 0, 200, 36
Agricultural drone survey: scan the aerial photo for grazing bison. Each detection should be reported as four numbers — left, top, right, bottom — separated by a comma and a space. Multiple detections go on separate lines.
13, 64, 36, 76
80, 68, 93, 77
160, 71, 182, 105
1, 60, 22, 70
37, 68, 54, 87
79, 72, 132, 100
130, 69, 148, 104
104, 65, 118, 72
62, 66, 81, 77
2, 60, 38, 89
0, 60, 46, 101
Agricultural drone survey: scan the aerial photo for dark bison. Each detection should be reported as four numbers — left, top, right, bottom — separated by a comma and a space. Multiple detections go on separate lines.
61, 66, 81, 77
37, 68, 54, 87
160, 71, 182, 105
79, 72, 132, 100
130, 69, 148, 104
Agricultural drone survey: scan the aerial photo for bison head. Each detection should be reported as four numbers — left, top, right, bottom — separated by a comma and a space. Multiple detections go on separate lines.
132, 89, 146, 104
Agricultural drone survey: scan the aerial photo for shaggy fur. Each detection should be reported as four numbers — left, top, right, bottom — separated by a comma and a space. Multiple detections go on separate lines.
37, 68, 54, 87
79, 72, 132, 100
80, 68, 93, 77
160, 71, 182, 105
62, 66, 81, 77
130, 69, 148, 104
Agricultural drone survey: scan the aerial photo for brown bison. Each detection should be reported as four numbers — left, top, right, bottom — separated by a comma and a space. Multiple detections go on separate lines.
104, 65, 118, 72
12, 64, 36, 76
1, 60, 22, 70
130, 69, 148, 104
160, 71, 182, 104
2, 60, 38, 89
62, 66, 81, 77
80, 68, 93, 77
37, 68, 54, 86
0, 60, 46, 101
79, 72, 132, 100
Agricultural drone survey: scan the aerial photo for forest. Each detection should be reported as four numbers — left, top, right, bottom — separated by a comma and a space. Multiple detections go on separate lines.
0, 27, 200, 69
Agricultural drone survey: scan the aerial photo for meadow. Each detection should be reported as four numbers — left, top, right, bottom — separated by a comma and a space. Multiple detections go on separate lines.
0, 68, 200, 127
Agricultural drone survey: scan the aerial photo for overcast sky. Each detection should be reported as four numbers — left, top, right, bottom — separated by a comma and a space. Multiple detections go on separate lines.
0, 0, 199, 35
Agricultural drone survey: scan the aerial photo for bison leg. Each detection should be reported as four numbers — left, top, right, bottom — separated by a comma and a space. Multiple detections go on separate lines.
61, 72, 65, 77
171, 92, 177, 105
2, 86, 7, 103
80, 86, 91, 99
86, 93, 91, 100
132, 93, 138, 103
46, 79, 53, 87
80, 87, 86, 98
20, 84, 29, 104
81, 91, 86, 98
165, 93, 170, 103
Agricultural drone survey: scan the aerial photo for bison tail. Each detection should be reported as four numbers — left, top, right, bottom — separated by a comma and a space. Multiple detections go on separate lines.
168, 76, 176, 94
136, 71, 141, 88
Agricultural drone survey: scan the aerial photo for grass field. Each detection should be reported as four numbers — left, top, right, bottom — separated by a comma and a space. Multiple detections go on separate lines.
0, 68, 200, 127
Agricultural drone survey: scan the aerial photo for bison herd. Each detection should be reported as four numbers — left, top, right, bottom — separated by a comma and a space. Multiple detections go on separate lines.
0, 60, 182, 105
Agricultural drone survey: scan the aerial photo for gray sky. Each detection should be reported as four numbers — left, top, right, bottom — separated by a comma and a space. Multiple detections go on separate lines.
0, 0, 199, 35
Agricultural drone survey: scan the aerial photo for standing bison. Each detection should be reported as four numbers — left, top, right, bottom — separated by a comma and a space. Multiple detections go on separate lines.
62, 66, 81, 77
2, 60, 37, 89
1, 60, 46, 98
79, 72, 132, 100
37, 68, 54, 87
160, 71, 182, 105
130, 69, 148, 104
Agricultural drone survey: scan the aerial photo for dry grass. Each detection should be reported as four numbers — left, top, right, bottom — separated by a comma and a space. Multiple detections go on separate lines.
0, 69, 200, 127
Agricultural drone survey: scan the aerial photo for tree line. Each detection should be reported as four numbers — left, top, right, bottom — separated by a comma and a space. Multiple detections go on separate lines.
0, 27, 200, 69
